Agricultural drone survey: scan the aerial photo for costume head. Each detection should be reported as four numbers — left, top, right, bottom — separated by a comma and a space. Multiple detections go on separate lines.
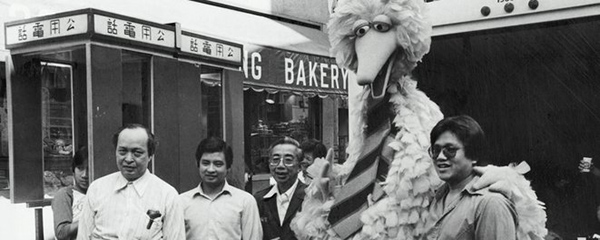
328, 0, 431, 98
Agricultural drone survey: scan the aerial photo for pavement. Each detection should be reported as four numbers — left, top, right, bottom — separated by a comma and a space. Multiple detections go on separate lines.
0, 192, 55, 240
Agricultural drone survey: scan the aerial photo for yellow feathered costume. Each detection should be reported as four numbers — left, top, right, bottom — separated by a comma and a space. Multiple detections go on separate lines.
291, 0, 547, 239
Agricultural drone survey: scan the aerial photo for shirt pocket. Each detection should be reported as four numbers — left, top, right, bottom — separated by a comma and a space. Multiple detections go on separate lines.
145, 215, 164, 240
454, 222, 473, 240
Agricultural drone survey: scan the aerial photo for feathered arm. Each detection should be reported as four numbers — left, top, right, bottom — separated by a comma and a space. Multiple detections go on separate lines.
473, 162, 548, 240
291, 150, 343, 240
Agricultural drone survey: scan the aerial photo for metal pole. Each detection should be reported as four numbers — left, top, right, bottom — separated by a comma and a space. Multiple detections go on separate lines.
34, 207, 44, 240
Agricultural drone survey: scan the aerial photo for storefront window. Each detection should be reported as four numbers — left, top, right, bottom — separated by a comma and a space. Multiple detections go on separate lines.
245, 90, 316, 175
121, 51, 151, 127
39, 47, 87, 197
201, 65, 223, 138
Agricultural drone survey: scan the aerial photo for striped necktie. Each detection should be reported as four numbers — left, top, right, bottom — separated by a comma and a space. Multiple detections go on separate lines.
327, 94, 394, 239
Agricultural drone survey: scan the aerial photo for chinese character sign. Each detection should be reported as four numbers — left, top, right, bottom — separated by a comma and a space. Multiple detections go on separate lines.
93, 15, 175, 48
5, 14, 88, 45
181, 34, 242, 64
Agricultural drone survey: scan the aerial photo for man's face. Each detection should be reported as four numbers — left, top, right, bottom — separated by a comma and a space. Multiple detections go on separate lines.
300, 152, 314, 172
269, 144, 300, 186
116, 128, 151, 181
432, 131, 474, 185
73, 163, 89, 192
198, 152, 228, 189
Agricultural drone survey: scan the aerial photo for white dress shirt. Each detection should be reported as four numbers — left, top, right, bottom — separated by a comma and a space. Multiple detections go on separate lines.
263, 179, 299, 225
77, 171, 185, 240
179, 181, 262, 240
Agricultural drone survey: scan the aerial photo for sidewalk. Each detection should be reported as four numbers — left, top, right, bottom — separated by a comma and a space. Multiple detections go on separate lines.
0, 190, 55, 240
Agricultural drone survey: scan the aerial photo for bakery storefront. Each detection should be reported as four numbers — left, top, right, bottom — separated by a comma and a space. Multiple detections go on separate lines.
242, 44, 349, 192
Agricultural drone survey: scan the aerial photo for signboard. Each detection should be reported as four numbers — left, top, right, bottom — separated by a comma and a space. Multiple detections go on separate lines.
93, 14, 175, 48
5, 14, 88, 45
243, 45, 348, 97
181, 33, 242, 65
5, 9, 243, 68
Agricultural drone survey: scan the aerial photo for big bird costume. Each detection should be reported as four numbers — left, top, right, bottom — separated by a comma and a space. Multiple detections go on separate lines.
290, 0, 548, 239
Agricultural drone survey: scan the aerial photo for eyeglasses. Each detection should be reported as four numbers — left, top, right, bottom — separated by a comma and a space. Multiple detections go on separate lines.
428, 146, 461, 159
268, 157, 296, 167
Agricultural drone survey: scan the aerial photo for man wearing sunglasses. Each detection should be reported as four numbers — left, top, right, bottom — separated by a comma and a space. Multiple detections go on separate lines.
254, 137, 306, 240
425, 115, 517, 239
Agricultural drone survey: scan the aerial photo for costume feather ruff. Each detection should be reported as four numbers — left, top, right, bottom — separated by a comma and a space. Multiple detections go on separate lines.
291, 0, 547, 239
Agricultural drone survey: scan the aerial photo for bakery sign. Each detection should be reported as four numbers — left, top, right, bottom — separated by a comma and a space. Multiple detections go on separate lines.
243, 45, 349, 96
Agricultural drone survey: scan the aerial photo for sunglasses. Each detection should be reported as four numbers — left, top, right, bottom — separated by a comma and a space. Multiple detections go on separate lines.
428, 146, 461, 159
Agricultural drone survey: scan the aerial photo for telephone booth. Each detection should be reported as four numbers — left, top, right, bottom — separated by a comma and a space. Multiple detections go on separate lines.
4, 8, 244, 206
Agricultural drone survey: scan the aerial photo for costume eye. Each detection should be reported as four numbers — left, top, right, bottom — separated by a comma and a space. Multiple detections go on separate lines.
355, 25, 370, 37
372, 15, 392, 32
352, 20, 370, 37
372, 22, 391, 32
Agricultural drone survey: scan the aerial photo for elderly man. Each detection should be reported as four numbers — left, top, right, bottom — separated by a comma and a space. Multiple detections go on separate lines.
77, 124, 185, 240
254, 137, 306, 240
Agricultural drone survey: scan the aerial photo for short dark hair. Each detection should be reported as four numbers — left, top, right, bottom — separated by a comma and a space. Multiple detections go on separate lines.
300, 139, 327, 158
72, 146, 88, 172
112, 124, 157, 156
195, 137, 233, 169
268, 136, 303, 162
430, 115, 486, 161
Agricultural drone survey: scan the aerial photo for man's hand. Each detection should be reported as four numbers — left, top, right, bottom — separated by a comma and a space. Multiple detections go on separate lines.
579, 160, 594, 172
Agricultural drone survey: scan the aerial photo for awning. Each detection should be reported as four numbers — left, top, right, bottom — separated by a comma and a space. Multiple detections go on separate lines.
243, 44, 348, 98
0, 0, 332, 57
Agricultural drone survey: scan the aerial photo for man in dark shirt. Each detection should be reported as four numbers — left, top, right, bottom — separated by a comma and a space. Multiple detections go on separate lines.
254, 137, 306, 240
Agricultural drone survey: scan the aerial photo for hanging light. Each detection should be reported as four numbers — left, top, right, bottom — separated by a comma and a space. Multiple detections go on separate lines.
265, 93, 275, 104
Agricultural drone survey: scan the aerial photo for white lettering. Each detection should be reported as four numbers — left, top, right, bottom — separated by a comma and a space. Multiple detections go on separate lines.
242, 50, 249, 79
285, 58, 294, 84
251, 52, 262, 80
296, 60, 306, 86
309, 62, 318, 87
320, 63, 329, 88
330, 64, 339, 89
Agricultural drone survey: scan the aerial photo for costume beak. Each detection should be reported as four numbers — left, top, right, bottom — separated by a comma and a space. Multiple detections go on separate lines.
355, 30, 397, 99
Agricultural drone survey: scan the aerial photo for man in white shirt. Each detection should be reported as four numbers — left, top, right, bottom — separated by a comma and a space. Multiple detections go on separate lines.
180, 137, 262, 240
77, 124, 185, 240
254, 137, 306, 240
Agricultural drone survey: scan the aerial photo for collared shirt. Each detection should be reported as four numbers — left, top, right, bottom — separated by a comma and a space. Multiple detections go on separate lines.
269, 173, 306, 186
263, 179, 299, 225
77, 171, 185, 240
179, 181, 262, 240
426, 176, 518, 240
